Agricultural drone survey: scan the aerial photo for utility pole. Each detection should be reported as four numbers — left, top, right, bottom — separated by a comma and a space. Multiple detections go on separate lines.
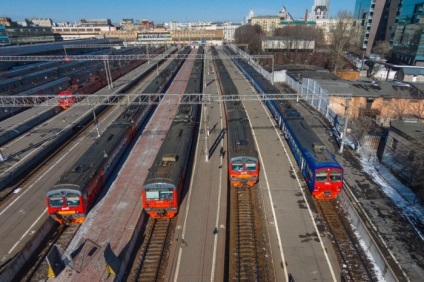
147, 44, 150, 64
339, 98, 351, 154
297, 74, 301, 102
204, 103, 209, 161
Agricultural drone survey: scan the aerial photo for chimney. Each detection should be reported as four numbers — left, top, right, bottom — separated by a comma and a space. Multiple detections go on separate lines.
305, 9, 308, 22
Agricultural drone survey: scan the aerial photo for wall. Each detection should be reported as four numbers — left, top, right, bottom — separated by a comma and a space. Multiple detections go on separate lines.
335, 70, 360, 80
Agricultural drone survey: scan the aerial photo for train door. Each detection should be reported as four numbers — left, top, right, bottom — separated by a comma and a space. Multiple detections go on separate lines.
305, 166, 314, 192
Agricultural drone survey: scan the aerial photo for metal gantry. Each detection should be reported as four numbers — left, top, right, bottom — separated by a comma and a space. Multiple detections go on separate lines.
0, 54, 273, 62
0, 93, 352, 107
64, 44, 127, 49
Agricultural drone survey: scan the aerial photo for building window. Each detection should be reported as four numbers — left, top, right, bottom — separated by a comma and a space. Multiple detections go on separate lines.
392, 138, 398, 150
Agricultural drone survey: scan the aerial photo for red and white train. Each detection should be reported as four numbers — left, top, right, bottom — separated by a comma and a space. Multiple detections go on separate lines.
141, 47, 203, 218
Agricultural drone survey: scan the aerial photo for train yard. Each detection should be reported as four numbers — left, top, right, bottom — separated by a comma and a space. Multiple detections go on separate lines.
0, 45, 177, 278
23, 47, 186, 279
0, 43, 423, 282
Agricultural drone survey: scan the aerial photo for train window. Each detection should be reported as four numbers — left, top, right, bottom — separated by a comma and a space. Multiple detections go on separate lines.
146, 191, 159, 200
232, 161, 243, 171
48, 194, 64, 207
159, 191, 173, 200
330, 170, 342, 182
245, 160, 256, 171
66, 195, 80, 207
315, 170, 328, 182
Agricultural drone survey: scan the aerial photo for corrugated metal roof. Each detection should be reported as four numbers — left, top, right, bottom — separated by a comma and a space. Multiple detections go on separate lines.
286, 67, 424, 99
391, 121, 424, 143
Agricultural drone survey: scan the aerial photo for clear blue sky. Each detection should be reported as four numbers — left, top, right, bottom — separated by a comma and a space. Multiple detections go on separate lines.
3, 0, 355, 24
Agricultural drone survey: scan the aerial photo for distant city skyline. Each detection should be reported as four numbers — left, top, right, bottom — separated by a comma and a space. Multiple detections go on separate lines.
3, 0, 355, 24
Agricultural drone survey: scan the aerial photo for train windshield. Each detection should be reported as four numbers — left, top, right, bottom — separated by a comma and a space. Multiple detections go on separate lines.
48, 193, 64, 207
330, 170, 342, 182
66, 193, 80, 207
315, 170, 328, 182
146, 190, 174, 200
245, 160, 257, 171
232, 160, 243, 171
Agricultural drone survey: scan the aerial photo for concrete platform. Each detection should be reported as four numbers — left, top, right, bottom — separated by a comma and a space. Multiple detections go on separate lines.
169, 46, 228, 281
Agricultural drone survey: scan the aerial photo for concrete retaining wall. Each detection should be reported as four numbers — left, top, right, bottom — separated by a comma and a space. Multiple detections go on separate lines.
339, 190, 398, 282
0, 219, 56, 281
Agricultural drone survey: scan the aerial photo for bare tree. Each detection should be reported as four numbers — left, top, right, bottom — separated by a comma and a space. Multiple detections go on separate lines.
388, 98, 412, 120
372, 40, 391, 59
234, 25, 263, 54
351, 115, 378, 143
273, 25, 324, 64
410, 99, 424, 119
328, 10, 356, 73
367, 62, 383, 78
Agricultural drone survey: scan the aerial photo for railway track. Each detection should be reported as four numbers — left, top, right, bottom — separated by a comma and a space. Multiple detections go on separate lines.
293, 98, 376, 279
0, 126, 92, 209
18, 224, 79, 281
317, 199, 375, 281
4, 53, 177, 280
229, 185, 274, 281
127, 218, 175, 281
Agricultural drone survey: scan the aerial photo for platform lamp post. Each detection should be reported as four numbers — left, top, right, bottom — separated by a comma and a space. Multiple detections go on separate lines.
204, 48, 207, 89
147, 44, 150, 64
63, 46, 70, 62
203, 102, 209, 162
92, 107, 100, 138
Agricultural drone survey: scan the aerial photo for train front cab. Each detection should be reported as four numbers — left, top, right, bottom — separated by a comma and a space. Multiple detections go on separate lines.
229, 156, 259, 187
308, 167, 343, 200
46, 185, 85, 224
142, 182, 178, 219
57, 91, 75, 109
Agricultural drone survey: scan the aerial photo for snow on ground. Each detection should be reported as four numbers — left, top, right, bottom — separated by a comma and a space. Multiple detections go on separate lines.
357, 153, 424, 241
351, 223, 386, 281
